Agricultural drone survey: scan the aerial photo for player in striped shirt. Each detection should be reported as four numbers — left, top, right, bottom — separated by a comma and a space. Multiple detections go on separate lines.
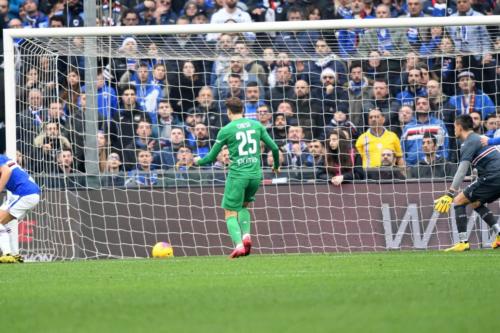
0, 154, 41, 263
434, 115, 500, 251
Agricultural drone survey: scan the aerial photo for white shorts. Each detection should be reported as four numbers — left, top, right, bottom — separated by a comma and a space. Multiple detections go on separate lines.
0, 193, 40, 220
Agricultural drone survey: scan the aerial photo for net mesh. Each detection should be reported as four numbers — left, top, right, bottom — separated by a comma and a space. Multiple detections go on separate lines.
8, 19, 500, 260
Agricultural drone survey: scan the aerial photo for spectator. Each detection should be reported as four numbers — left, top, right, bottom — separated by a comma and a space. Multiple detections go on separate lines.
362, 80, 398, 129
395, 67, 427, 110
159, 127, 185, 168
470, 111, 484, 134
101, 152, 126, 187
448, 71, 495, 120
274, 6, 320, 57
427, 79, 452, 118
123, 119, 161, 171
363, 50, 389, 84
358, 4, 411, 57
319, 129, 365, 185
215, 73, 245, 107
234, 41, 268, 87
61, 68, 82, 115
408, 133, 457, 178
401, 0, 431, 51
484, 114, 498, 138
276, 100, 298, 127
210, 33, 235, 85
33, 121, 72, 172
110, 37, 141, 87
346, 62, 370, 128
272, 112, 288, 148
62, 0, 84, 27
120, 9, 141, 26
275, 0, 307, 21
305, 139, 325, 168
49, 15, 65, 28
125, 149, 159, 187
206, 0, 254, 42
214, 146, 230, 169
423, 0, 455, 16
429, 36, 457, 97
266, 149, 287, 169
135, 0, 157, 25
324, 110, 358, 141
311, 68, 349, 132
244, 81, 265, 120
215, 54, 264, 98
187, 86, 224, 139
401, 96, 449, 165
269, 65, 295, 111
120, 62, 150, 111
53, 149, 85, 186
154, 100, 180, 145
284, 125, 310, 168
392, 105, 414, 138
419, 26, 444, 55
107, 86, 149, 152
448, 0, 491, 65
191, 123, 212, 158
22, 0, 48, 28
0, 0, 9, 27
17, 88, 45, 150
98, 130, 110, 173
144, 63, 169, 117
156, 0, 178, 25
356, 108, 404, 168
301, 38, 348, 86
169, 61, 204, 113
47, 100, 85, 171
291, 80, 320, 139
372, 148, 406, 180
91, 69, 119, 127
175, 145, 195, 173
257, 104, 273, 131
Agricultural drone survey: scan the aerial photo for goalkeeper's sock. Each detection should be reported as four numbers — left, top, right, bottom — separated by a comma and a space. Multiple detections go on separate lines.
0, 223, 12, 255
226, 216, 242, 247
474, 205, 500, 234
455, 205, 468, 243
238, 208, 251, 236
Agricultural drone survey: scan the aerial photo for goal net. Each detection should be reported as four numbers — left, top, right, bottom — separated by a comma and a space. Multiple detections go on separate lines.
4, 16, 500, 260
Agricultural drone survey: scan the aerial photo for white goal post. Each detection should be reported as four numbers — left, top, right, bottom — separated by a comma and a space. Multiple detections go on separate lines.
3, 15, 500, 260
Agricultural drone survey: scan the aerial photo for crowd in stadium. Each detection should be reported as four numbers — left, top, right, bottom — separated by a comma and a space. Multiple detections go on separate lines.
3, 0, 500, 187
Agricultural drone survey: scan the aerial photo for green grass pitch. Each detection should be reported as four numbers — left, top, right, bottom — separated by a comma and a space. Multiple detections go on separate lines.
2, 251, 499, 333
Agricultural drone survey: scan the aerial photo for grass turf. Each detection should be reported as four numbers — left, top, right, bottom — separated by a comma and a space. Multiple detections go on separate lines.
1, 251, 499, 333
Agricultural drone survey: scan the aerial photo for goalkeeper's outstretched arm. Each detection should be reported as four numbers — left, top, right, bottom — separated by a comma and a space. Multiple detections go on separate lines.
261, 128, 280, 172
434, 160, 470, 213
194, 140, 224, 167
449, 161, 470, 195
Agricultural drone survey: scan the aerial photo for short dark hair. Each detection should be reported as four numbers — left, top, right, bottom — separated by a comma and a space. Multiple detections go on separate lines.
228, 73, 241, 81
455, 114, 473, 131
470, 110, 482, 119
422, 132, 437, 145
50, 16, 65, 27
350, 61, 362, 72
225, 97, 244, 114
486, 113, 497, 121
246, 81, 259, 88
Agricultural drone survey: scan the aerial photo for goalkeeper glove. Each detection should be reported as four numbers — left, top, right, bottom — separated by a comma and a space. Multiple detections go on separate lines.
434, 191, 454, 214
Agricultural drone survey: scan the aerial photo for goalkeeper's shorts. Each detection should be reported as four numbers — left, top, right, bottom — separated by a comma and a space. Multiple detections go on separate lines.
463, 175, 500, 204
222, 176, 261, 211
